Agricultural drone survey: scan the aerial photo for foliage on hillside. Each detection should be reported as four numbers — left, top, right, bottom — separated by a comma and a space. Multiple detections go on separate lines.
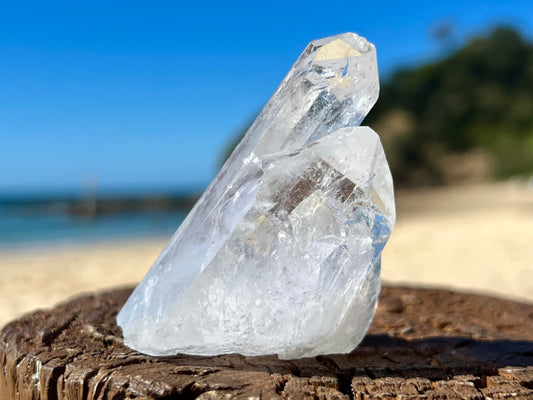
367, 26, 533, 185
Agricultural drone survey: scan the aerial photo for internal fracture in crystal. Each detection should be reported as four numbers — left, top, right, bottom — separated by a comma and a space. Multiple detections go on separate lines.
117, 32, 395, 359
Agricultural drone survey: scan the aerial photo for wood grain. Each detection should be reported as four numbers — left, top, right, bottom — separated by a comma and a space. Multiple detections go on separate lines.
1, 286, 532, 399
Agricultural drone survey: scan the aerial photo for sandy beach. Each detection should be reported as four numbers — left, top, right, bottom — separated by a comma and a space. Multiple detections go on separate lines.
1, 182, 532, 328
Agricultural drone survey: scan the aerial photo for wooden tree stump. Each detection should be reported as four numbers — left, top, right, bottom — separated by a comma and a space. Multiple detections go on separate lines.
1, 285, 533, 399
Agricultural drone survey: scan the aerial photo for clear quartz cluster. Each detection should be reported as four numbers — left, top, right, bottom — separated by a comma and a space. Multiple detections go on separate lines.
118, 32, 395, 359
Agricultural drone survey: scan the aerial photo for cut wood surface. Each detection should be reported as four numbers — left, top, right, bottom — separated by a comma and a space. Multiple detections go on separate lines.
1, 285, 533, 399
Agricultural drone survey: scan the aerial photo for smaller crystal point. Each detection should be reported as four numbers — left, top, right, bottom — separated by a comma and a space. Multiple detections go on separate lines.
117, 32, 395, 359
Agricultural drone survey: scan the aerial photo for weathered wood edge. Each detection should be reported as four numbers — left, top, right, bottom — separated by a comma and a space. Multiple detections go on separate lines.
1, 286, 533, 400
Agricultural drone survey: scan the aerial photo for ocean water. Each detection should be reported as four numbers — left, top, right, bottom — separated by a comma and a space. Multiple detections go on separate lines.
0, 206, 188, 249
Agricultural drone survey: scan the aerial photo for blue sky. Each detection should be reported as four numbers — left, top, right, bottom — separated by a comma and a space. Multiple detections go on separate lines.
1, 0, 532, 195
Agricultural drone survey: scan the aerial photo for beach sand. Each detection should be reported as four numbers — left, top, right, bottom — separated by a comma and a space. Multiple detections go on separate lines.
1, 182, 532, 328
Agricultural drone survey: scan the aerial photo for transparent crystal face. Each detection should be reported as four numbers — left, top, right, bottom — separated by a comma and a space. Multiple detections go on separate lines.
117, 33, 395, 359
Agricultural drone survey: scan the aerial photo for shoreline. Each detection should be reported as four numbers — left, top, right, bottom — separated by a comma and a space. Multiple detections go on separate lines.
0, 234, 170, 256
1, 182, 532, 328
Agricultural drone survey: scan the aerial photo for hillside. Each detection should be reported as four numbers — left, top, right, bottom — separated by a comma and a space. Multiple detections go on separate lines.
367, 27, 533, 186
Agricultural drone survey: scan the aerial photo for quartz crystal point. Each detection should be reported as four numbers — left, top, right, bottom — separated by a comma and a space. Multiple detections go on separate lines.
118, 32, 395, 359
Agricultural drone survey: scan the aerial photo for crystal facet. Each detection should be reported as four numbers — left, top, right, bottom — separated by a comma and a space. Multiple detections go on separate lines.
117, 32, 395, 359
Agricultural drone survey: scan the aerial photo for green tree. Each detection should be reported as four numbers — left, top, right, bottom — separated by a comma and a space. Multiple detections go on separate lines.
367, 26, 533, 184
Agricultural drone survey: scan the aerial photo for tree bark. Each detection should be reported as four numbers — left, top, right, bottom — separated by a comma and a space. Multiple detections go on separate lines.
1, 285, 532, 399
